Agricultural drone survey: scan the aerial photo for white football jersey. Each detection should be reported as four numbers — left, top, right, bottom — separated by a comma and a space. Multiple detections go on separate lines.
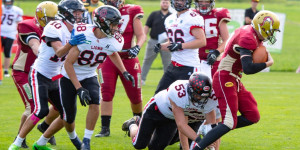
61, 23, 124, 81
32, 20, 71, 79
1, 5, 23, 39
164, 9, 204, 67
155, 80, 217, 123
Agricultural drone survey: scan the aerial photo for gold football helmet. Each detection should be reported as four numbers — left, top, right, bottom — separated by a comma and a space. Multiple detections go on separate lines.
35, 1, 58, 27
251, 10, 280, 44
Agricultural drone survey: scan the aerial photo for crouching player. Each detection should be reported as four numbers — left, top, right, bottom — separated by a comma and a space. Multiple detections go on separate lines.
122, 72, 218, 150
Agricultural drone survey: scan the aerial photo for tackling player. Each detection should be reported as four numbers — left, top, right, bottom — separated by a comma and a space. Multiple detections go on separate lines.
11, 1, 58, 148
153, 0, 207, 94
95, 0, 146, 137
8, 0, 86, 150
1, 0, 23, 77
122, 72, 217, 150
192, 10, 279, 150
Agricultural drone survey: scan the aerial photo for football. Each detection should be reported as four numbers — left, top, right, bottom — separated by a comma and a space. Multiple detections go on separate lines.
253, 45, 268, 63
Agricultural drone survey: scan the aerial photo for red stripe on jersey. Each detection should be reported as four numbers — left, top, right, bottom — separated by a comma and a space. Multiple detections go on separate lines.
143, 97, 155, 111
190, 25, 204, 36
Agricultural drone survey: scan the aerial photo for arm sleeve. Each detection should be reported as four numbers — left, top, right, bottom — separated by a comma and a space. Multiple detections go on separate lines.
237, 47, 267, 75
43, 37, 61, 47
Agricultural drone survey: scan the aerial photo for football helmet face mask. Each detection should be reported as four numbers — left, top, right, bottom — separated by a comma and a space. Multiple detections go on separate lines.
4, 0, 14, 9
103, 0, 124, 8
35, 1, 58, 28
94, 5, 122, 37
171, 0, 192, 12
58, 0, 86, 25
195, 0, 215, 15
187, 72, 212, 107
251, 10, 280, 44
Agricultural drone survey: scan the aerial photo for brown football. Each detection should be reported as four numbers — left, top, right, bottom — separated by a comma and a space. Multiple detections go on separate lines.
253, 45, 268, 63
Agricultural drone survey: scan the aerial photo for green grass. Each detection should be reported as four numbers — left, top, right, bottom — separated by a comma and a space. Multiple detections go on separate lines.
15, 0, 300, 72
1, 0, 300, 149
1, 71, 300, 149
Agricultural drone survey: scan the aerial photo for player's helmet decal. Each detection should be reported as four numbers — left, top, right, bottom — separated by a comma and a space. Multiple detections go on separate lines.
58, 0, 86, 25
171, 0, 192, 12
35, 1, 58, 27
187, 72, 212, 108
103, 0, 124, 8
251, 10, 280, 44
94, 5, 122, 37
195, 0, 215, 15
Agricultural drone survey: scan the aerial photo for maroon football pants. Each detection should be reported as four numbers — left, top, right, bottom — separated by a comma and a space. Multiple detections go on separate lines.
212, 70, 260, 129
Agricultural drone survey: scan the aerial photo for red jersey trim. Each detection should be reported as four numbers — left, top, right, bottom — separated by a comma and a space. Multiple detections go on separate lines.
190, 26, 204, 36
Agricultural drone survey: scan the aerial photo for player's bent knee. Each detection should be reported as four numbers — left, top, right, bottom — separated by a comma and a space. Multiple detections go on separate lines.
30, 114, 41, 125
148, 144, 165, 150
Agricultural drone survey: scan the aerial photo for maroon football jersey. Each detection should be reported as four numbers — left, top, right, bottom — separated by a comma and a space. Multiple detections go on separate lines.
12, 18, 43, 73
117, 4, 144, 58
218, 25, 262, 78
197, 8, 231, 60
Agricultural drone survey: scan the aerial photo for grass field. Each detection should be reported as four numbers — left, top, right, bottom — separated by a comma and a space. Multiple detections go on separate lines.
1, 0, 300, 149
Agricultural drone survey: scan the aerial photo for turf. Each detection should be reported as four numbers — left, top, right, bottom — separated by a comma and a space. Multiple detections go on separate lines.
1, 0, 300, 149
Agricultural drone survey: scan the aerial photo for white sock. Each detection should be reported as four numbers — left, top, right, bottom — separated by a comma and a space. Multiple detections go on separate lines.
36, 135, 50, 146
129, 124, 137, 131
83, 129, 94, 139
13, 135, 24, 147
67, 131, 77, 140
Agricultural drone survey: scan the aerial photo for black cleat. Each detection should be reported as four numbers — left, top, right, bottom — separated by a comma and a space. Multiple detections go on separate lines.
81, 138, 90, 150
122, 116, 140, 137
21, 138, 28, 148
122, 116, 140, 131
95, 126, 110, 137
70, 136, 82, 150
37, 123, 56, 145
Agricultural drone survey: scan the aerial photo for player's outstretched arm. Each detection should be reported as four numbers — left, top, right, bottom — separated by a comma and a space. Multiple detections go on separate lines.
108, 52, 135, 87
28, 38, 41, 56
171, 99, 198, 145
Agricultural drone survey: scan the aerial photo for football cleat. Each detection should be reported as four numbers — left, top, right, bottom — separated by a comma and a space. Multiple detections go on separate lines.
95, 126, 110, 137
37, 124, 56, 145
4, 70, 10, 77
70, 136, 82, 150
81, 138, 90, 150
8, 144, 20, 150
32, 142, 54, 150
122, 116, 140, 137
21, 138, 28, 148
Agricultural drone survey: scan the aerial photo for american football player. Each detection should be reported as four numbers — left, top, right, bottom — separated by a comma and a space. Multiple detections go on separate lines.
195, 0, 230, 77
8, 0, 87, 150
1, 0, 23, 77
192, 10, 279, 150
11, 1, 58, 148
122, 72, 217, 150
153, 0, 207, 95
95, 0, 146, 137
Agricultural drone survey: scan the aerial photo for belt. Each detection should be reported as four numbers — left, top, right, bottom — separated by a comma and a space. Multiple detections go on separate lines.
171, 61, 184, 67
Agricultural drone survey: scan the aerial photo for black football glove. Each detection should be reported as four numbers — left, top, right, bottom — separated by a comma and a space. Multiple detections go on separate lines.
154, 43, 161, 53
127, 45, 141, 58
76, 87, 91, 107
123, 71, 135, 87
167, 42, 182, 52
207, 49, 220, 65
192, 136, 203, 150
